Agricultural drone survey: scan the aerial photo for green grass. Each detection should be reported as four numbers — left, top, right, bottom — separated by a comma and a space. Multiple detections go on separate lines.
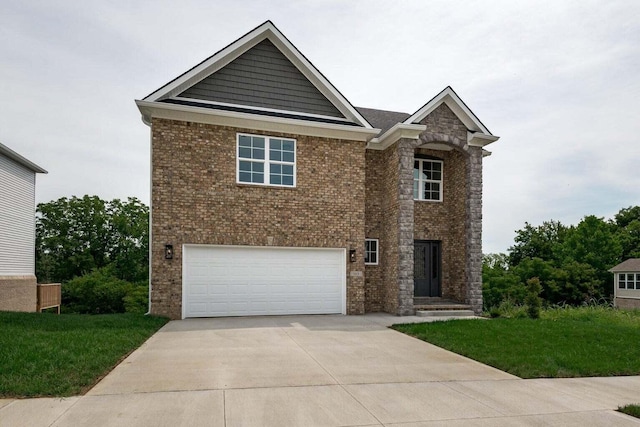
392, 307, 640, 378
619, 404, 640, 419
0, 311, 168, 397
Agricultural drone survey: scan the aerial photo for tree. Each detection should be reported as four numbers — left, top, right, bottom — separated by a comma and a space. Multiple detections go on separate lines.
558, 215, 621, 297
615, 206, 640, 259
36, 196, 148, 283
482, 253, 526, 309
508, 220, 568, 266
107, 198, 149, 283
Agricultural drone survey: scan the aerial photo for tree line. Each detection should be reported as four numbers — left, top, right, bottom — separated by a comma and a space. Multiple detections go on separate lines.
483, 206, 640, 309
36, 195, 148, 313
36, 195, 639, 313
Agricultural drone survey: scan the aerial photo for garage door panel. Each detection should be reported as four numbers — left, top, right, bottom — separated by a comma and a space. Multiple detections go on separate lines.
183, 245, 345, 318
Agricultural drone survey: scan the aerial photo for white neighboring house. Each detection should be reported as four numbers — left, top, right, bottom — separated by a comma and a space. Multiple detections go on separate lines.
0, 142, 47, 312
610, 259, 640, 310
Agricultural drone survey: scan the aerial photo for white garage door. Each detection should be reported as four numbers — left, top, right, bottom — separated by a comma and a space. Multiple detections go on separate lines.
183, 245, 345, 318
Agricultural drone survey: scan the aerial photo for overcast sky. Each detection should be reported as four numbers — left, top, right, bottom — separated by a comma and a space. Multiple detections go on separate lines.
2, 0, 639, 253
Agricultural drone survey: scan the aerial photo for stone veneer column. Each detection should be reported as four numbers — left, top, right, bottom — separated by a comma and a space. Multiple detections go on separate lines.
397, 138, 416, 315
466, 146, 483, 314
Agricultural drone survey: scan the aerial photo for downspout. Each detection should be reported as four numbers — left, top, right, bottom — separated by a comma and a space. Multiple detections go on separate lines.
145, 118, 153, 316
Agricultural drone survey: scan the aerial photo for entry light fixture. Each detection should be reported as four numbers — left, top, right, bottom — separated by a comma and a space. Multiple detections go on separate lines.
165, 244, 174, 260
349, 249, 356, 263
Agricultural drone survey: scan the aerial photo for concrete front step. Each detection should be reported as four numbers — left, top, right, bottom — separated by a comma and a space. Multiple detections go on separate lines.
414, 304, 472, 311
415, 309, 476, 317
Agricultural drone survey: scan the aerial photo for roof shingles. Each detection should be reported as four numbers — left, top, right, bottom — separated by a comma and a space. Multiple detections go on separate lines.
609, 259, 640, 272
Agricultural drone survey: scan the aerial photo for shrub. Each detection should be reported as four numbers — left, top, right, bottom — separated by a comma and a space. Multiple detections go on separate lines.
485, 299, 528, 319
124, 282, 149, 314
62, 267, 148, 314
525, 277, 542, 319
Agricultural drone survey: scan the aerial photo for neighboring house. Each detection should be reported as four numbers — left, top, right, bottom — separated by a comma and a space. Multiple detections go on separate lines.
609, 259, 640, 309
0, 142, 47, 312
136, 21, 499, 320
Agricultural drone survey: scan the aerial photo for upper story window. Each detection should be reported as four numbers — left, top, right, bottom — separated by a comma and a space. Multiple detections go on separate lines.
365, 239, 379, 265
414, 159, 443, 202
619, 273, 640, 289
237, 133, 296, 187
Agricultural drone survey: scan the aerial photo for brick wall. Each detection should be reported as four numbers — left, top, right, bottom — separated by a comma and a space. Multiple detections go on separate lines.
417, 103, 476, 306
0, 275, 37, 312
150, 118, 366, 319
365, 146, 400, 313
413, 147, 467, 302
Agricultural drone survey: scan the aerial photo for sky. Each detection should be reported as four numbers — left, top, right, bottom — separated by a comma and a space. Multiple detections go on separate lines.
2, 0, 639, 254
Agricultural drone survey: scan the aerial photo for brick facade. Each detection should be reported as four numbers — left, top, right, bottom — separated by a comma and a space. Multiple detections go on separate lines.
149, 104, 486, 319
0, 276, 37, 312
150, 118, 366, 319
365, 146, 400, 313
413, 147, 467, 303
362, 103, 484, 315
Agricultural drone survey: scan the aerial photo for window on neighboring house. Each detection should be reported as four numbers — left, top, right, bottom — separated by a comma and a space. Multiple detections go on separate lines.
365, 239, 379, 265
414, 159, 443, 201
237, 134, 296, 187
619, 273, 640, 289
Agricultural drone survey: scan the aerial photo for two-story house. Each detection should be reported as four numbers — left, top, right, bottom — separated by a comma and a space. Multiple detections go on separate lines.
136, 21, 499, 319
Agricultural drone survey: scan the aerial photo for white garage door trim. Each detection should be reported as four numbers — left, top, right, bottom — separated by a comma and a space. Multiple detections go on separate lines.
182, 244, 346, 318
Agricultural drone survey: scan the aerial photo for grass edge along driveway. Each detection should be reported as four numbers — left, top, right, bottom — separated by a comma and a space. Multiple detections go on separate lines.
0, 312, 168, 398
392, 307, 640, 378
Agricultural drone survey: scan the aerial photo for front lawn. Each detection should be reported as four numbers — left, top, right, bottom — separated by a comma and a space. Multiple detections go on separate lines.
392, 307, 640, 378
619, 404, 640, 419
0, 312, 168, 397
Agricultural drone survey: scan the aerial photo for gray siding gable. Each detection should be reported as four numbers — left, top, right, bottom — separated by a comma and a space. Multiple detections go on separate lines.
178, 39, 344, 118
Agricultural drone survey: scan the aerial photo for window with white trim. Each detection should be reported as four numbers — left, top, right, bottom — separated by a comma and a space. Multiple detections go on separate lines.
237, 134, 296, 187
619, 273, 640, 289
413, 159, 443, 201
365, 239, 378, 265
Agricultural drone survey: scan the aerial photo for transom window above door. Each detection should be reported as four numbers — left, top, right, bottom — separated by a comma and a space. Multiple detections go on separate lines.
237, 133, 296, 187
414, 159, 443, 201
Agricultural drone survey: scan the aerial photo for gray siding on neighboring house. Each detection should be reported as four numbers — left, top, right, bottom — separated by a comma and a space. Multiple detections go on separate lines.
179, 39, 344, 118
0, 154, 36, 276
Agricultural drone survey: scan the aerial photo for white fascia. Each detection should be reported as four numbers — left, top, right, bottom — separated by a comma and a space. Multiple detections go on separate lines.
143, 21, 373, 129
467, 131, 500, 147
136, 100, 380, 142
171, 96, 355, 124
366, 123, 426, 150
404, 87, 492, 135
0, 141, 48, 173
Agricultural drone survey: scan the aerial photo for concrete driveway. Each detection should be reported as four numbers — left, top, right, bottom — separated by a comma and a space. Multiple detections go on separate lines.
2, 314, 639, 426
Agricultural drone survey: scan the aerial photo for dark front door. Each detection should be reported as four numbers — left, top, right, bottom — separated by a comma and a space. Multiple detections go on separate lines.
414, 240, 441, 297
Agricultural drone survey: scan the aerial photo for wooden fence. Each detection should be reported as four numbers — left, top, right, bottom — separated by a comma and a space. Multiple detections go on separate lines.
37, 283, 61, 314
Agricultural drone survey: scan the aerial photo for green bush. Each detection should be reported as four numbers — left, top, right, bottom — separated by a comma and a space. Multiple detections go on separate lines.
62, 267, 148, 314
485, 300, 528, 318
482, 253, 527, 310
124, 282, 149, 314
525, 277, 542, 319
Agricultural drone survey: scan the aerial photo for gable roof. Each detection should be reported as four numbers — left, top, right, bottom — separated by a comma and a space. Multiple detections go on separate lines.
404, 86, 492, 135
0, 142, 47, 174
139, 21, 373, 131
610, 259, 640, 272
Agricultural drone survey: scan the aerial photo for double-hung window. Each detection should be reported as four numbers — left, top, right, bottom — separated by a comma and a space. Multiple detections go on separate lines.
619, 273, 640, 289
365, 239, 379, 265
414, 159, 443, 201
237, 134, 296, 187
